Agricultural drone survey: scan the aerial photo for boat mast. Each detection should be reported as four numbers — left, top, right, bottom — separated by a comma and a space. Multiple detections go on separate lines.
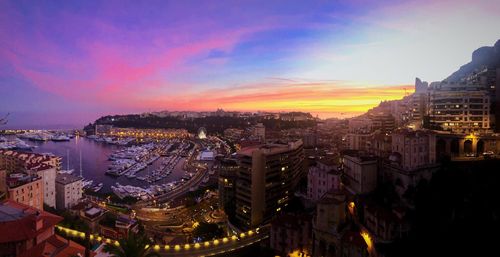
79, 150, 83, 178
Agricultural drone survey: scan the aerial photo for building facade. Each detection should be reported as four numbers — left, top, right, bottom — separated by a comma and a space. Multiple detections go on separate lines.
307, 159, 341, 201
0, 150, 59, 208
235, 140, 306, 229
270, 213, 312, 256
429, 82, 491, 133
341, 153, 378, 195
5, 173, 44, 210
55, 174, 82, 210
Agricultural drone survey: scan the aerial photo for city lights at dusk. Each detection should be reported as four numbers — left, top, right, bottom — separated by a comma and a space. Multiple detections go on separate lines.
1, 1, 499, 257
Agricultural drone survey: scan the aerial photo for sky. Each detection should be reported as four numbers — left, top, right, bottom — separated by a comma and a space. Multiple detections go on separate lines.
1, 0, 499, 128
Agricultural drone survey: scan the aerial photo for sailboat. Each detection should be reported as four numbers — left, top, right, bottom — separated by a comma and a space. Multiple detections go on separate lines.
58, 149, 74, 174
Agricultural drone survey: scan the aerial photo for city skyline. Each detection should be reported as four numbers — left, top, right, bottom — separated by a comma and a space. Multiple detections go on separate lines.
1, 0, 500, 128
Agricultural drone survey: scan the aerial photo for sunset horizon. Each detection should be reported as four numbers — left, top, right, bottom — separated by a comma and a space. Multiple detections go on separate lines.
2, 0, 499, 128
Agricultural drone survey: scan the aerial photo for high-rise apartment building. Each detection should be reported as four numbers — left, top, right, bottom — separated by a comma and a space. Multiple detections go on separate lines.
218, 158, 239, 220
234, 140, 305, 229
429, 82, 491, 133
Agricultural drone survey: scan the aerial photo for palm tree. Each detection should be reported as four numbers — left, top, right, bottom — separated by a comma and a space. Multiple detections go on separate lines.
103, 233, 160, 257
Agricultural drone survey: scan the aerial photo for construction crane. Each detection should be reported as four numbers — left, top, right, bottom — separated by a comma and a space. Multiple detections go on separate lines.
0, 113, 9, 125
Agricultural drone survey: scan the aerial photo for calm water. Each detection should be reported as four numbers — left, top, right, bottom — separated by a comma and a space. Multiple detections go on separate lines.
22, 136, 187, 193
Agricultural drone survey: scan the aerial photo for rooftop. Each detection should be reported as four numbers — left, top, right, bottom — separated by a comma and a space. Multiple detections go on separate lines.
56, 173, 82, 185
238, 140, 302, 157
0, 200, 63, 243
85, 207, 102, 216
17, 234, 94, 257
0, 149, 59, 171
6, 172, 41, 189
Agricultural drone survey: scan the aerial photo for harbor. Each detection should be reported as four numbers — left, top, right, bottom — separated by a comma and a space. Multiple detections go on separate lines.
1, 133, 197, 195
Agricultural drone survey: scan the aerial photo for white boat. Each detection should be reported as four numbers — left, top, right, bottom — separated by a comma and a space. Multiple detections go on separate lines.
92, 183, 104, 192
52, 135, 70, 141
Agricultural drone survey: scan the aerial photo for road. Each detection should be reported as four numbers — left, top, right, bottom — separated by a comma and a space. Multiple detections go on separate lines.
57, 225, 269, 257
155, 229, 269, 257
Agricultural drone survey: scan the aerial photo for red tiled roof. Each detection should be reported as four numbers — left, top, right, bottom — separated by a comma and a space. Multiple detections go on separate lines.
0, 149, 59, 171
0, 200, 63, 243
17, 234, 95, 257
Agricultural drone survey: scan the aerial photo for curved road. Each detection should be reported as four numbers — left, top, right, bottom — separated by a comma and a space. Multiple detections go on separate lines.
155, 229, 269, 257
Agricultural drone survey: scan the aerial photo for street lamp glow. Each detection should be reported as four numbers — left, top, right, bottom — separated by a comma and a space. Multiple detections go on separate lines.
174, 245, 181, 251
164, 245, 170, 250
222, 237, 228, 243
213, 239, 219, 245
231, 235, 238, 240
154, 245, 160, 251
248, 230, 254, 236
240, 233, 246, 238
194, 243, 201, 249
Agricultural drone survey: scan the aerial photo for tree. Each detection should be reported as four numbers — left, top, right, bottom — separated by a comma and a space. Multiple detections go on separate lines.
103, 233, 160, 257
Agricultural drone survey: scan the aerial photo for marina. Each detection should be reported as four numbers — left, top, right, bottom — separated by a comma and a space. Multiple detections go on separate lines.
1, 134, 196, 195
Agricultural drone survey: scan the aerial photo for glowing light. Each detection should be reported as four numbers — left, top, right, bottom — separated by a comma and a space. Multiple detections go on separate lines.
194, 243, 201, 249
248, 230, 254, 236
154, 245, 160, 251
184, 244, 190, 250
231, 235, 238, 241
204, 241, 210, 247
360, 231, 373, 251
97, 236, 102, 242
240, 233, 246, 238
114, 241, 120, 246
106, 238, 111, 244
222, 237, 228, 243
348, 202, 355, 215
213, 239, 220, 245
174, 245, 181, 251
164, 245, 170, 250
